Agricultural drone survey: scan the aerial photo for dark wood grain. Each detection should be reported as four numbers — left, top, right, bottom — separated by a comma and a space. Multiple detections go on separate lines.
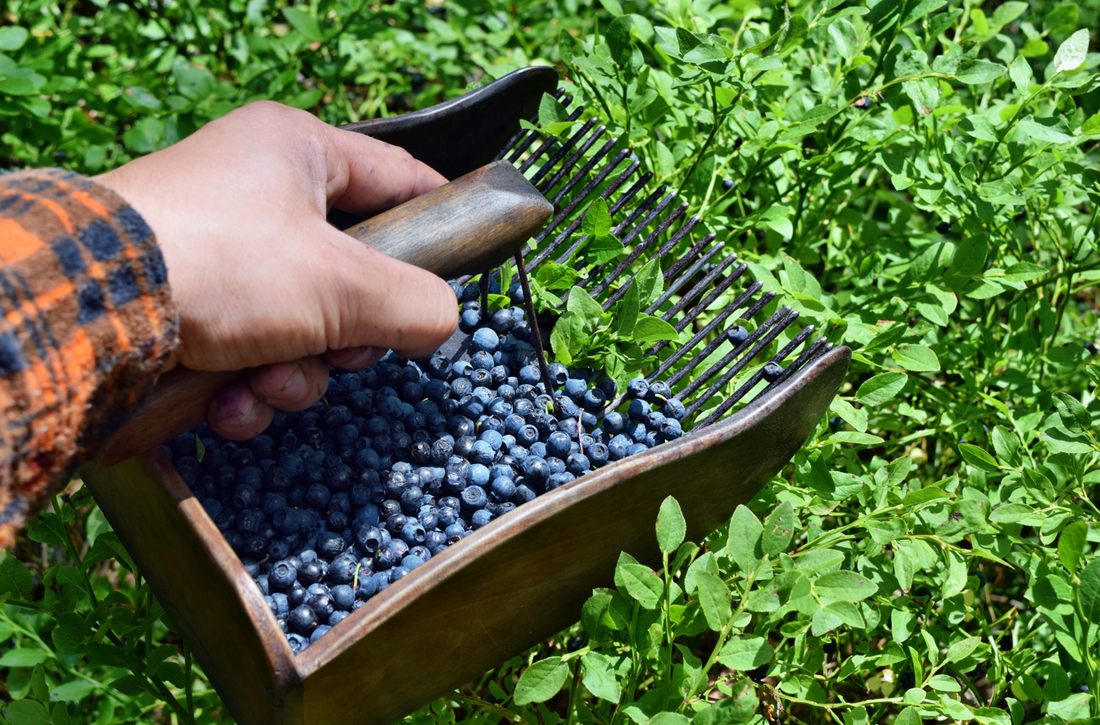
97, 161, 552, 466
78, 454, 303, 725
81, 345, 849, 725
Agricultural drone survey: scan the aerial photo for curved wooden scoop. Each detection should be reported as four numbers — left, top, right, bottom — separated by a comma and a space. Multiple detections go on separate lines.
98, 161, 552, 466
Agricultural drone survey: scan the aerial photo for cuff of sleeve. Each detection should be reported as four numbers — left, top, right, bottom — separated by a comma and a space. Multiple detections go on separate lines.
0, 168, 179, 547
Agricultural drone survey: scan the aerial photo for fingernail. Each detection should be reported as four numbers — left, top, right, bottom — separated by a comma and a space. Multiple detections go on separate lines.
276, 365, 309, 401
211, 384, 257, 428
329, 346, 379, 370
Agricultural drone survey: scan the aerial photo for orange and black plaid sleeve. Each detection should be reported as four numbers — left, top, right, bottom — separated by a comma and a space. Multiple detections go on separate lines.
0, 168, 179, 548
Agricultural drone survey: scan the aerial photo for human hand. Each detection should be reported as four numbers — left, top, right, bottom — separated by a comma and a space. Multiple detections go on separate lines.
96, 101, 458, 440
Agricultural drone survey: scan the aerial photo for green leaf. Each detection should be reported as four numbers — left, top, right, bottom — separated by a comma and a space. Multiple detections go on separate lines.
0, 648, 50, 667
814, 570, 878, 602
1017, 117, 1075, 144
633, 315, 679, 343
717, 636, 773, 670
567, 286, 604, 324
634, 258, 664, 308
1053, 28, 1089, 73
515, 657, 570, 705
892, 344, 940, 372
1058, 521, 1088, 572
762, 501, 796, 556
51, 626, 85, 657
944, 636, 980, 663
535, 262, 584, 291
282, 6, 323, 42
581, 198, 612, 239
1008, 56, 1033, 95
656, 496, 686, 554
614, 552, 664, 610
694, 571, 731, 632
0, 27, 30, 52
955, 59, 1006, 84
1053, 392, 1090, 433
958, 444, 999, 472
171, 58, 216, 101
613, 283, 640, 338
650, 714, 691, 725
856, 373, 907, 406
606, 15, 635, 67
49, 680, 98, 702
828, 18, 858, 59
1078, 556, 1100, 623
1003, 262, 1045, 281
725, 505, 763, 573
581, 652, 621, 703
894, 707, 921, 725
2, 700, 51, 725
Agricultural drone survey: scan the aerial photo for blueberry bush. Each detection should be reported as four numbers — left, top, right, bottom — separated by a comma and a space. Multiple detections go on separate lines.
3, 0, 1100, 724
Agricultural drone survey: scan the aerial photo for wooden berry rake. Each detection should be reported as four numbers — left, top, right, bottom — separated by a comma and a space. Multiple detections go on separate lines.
80, 67, 850, 725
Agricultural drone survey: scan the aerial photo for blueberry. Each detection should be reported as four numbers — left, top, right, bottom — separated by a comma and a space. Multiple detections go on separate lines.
270, 560, 297, 591
762, 362, 783, 382
582, 388, 606, 412
588, 443, 610, 466
647, 381, 671, 403
287, 633, 310, 653
546, 431, 572, 459
330, 584, 355, 611
317, 531, 346, 560
566, 453, 590, 476
722, 178, 735, 191
936, 221, 951, 234
470, 508, 493, 529
660, 419, 682, 441
1086, 342, 1097, 355
608, 434, 630, 460
309, 624, 332, 643
969, 570, 987, 587
628, 399, 652, 422
626, 378, 649, 399
288, 605, 318, 634
547, 363, 569, 386
462, 485, 488, 511
726, 326, 749, 346
563, 378, 587, 402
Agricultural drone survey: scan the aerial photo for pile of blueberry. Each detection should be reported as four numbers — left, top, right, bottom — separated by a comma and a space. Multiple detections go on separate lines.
165, 287, 691, 654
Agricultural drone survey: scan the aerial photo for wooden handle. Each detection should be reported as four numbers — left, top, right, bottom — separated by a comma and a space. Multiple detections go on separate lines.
98, 161, 552, 466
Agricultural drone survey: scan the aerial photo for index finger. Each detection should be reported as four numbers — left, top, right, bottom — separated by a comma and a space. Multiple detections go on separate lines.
321, 126, 447, 217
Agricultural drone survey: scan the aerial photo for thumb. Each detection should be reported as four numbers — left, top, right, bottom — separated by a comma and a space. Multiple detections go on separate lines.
312, 223, 459, 358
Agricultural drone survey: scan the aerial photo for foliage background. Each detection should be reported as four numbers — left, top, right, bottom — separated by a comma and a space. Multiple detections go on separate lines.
2, 0, 1100, 724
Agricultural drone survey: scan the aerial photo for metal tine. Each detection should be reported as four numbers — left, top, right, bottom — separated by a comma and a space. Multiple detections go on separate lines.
679, 315, 811, 404
529, 118, 600, 187
683, 307, 801, 419
537, 124, 607, 196
547, 137, 619, 206
518, 105, 585, 173
599, 283, 768, 416
598, 220, 699, 312
589, 200, 686, 299
456, 149, 635, 286
532, 164, 651, 269
532, 151, 638, 250
647, 278, 770, 363
607, 186, 665, 239
597, 211, 697, 309
650, 261, 751, 359
524, 153, 636, 269
652, 278, 762, 386
645, 237, 723, 314
505, 92, 572, 164
758, 333, 830, 396
695, 338, 832, 430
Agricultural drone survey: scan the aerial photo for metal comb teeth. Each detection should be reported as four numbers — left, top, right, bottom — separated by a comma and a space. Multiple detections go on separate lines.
467, 91, 836, 430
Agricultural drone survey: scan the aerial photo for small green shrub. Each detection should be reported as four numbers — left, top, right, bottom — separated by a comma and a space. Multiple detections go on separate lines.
2, 0, 1100, 724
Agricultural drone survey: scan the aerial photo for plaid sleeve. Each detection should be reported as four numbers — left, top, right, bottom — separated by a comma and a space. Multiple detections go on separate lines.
0, 168, 179, 549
